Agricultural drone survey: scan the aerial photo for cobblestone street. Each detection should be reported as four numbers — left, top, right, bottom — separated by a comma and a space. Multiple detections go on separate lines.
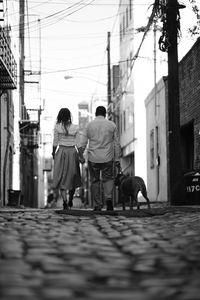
0, 206, 200, 300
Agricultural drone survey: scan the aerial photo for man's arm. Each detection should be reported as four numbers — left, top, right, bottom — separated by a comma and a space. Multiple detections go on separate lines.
52, 146, 57, 159
79, 126, 89, 153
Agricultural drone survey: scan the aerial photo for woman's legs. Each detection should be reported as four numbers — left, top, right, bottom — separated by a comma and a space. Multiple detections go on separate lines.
60, 189, 68, 209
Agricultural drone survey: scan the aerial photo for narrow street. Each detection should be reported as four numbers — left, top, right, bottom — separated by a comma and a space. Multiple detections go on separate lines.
0, 206, 200, 300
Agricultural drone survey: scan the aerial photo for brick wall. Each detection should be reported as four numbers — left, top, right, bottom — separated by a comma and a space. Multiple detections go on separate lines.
179, 38, 200, 169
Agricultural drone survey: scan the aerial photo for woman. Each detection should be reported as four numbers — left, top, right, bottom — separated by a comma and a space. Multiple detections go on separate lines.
52, 108, 84, 210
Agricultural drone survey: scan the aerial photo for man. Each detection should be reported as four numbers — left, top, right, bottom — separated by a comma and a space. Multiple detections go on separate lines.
80, 106, 121, 211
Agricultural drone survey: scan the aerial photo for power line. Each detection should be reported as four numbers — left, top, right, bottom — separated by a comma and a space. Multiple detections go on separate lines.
9, 0, 95, 33
9, 0, 151, 6
26, 53, 163, 76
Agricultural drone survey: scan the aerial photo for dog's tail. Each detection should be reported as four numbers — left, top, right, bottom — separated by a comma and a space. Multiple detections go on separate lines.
135, 177, 148, 199
137, 177, 150, 207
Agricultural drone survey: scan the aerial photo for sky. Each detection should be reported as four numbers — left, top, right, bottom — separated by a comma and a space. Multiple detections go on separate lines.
23, 0, 199, 126
25, 0, 120, 124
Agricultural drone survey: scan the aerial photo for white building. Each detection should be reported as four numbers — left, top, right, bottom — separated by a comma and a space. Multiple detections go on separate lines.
145, 77, 168, 202
118, 0, 167, 186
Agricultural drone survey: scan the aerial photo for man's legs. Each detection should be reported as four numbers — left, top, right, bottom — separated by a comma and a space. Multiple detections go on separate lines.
68, 188, 75, 208
88, 161, 102, 210
102, 160, 114, 210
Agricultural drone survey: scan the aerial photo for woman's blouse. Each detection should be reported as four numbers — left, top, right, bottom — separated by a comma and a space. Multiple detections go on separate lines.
53, 123, 81, 148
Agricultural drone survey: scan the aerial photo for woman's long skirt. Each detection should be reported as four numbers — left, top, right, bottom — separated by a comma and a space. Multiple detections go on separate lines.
52, 146, 82, 190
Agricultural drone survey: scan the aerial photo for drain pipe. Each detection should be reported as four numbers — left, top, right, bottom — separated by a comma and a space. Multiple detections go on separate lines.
0, 90, 2, 205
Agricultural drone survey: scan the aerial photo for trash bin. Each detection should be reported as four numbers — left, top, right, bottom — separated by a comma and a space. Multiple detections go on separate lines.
184, 171, 200, 205
7, 189, 21, 207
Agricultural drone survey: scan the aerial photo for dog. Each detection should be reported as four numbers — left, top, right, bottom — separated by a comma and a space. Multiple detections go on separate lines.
114, 173, 151, 210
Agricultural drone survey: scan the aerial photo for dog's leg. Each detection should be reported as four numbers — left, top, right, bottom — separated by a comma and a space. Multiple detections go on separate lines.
120, 190, 126, 210
134, 192, 140, 210
122, 195, 126, 210
129, 196, 133, 210
144, 195, 151, 209
136, 198, 140, 210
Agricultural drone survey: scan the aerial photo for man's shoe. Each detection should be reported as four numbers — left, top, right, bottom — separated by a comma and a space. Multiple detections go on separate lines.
63, 201, 68, 210
106, 205, 114, 211
68, 199, 73, 208
106, 200, 114, 211
93, 206, 102, 211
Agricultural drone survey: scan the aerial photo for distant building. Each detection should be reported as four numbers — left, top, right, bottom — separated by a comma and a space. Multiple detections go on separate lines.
78, 102, 89, 133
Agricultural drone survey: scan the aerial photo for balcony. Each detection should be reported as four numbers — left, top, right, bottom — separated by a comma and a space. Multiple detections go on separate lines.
0, 26, 17, 90
19, 120, 40, 149
19, 105, 40, 149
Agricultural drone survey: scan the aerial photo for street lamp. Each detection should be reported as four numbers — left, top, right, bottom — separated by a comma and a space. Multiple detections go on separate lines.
64, 75, 106, 86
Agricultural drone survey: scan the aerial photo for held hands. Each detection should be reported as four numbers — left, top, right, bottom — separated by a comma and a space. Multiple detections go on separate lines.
79, 156, 85, 164
77, 147, 85, 164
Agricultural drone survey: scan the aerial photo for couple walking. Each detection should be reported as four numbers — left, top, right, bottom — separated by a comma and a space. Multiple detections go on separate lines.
52, 106, 121, 211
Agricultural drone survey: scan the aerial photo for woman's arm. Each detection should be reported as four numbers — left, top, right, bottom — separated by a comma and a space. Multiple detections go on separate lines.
52, 125, 58, 159
52, 146, 57, 159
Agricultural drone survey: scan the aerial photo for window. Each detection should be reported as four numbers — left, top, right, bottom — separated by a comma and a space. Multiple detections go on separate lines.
126, 7, 128, 28
120, 113, 123, 135
120, 23, 122, 41
150, 129, 154, 169
123, 110, 126, 132
123, 16, 125, 36
129, 0, 132, 19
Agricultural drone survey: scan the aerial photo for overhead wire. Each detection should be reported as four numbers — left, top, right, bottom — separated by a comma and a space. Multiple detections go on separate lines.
119, 0, 158, 95
15, 1, 160, 101
27, 54, 154, 76
89, 0, 122, 100
9, 0, 93, 33
10, 0, 151, 6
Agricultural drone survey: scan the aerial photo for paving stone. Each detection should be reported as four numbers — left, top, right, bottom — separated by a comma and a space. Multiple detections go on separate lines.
0, 259, 31, 275
42, 273, 89, 287
41, 287, 73, 299
1, 286, 35, 297
0, 207, 200, 299
87, 289, 150, 300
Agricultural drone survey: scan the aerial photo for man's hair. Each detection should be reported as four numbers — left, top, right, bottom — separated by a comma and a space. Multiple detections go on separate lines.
95, 106, 106, 117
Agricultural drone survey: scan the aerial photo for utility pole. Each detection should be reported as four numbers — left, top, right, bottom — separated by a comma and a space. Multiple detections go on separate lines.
107, 31, 112, 120
19, 0, 25, 118
166, 0, 186, 205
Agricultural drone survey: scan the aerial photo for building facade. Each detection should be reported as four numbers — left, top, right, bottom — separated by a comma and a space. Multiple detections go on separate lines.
118, 0, 135, 176
145, 77, 168, 202
145, 38, 200, 202
0, 1, 18, 206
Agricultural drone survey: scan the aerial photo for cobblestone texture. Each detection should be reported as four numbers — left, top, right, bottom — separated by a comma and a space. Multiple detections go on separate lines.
0, 206, 200, 299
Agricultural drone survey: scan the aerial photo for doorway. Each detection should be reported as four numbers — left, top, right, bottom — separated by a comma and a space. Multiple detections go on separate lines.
180, 122, 194, 171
